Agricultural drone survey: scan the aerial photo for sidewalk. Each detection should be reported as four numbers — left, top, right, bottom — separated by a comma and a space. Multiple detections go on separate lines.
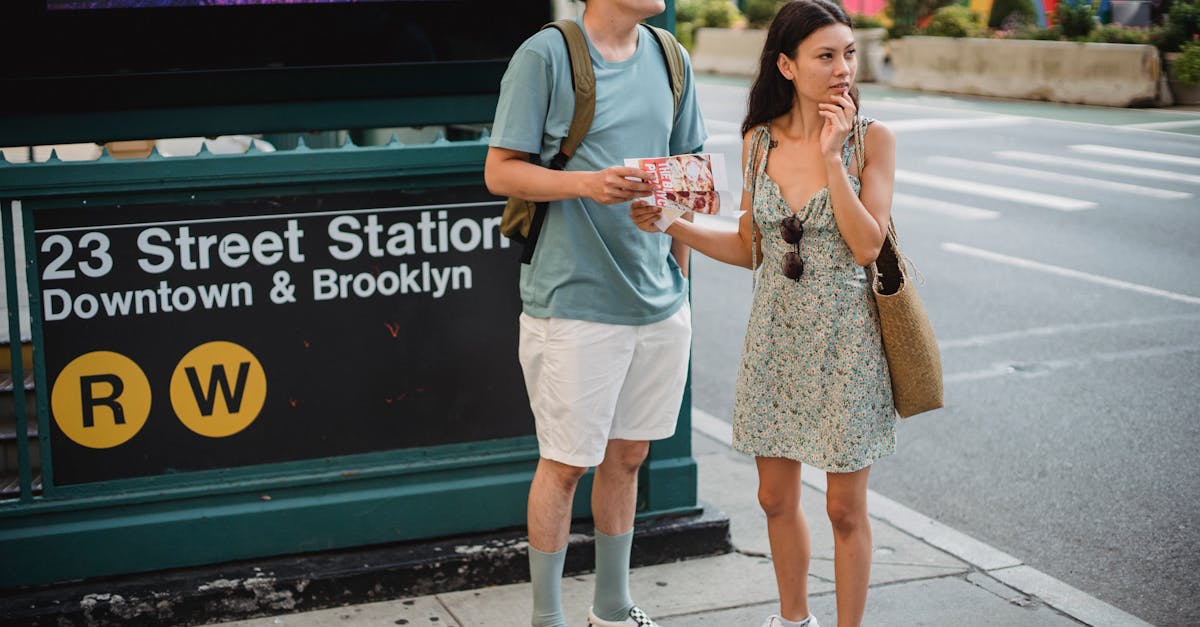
214, 411, 1151, 627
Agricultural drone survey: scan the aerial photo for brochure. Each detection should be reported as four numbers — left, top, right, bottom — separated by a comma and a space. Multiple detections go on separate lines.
624, 153, 733, 231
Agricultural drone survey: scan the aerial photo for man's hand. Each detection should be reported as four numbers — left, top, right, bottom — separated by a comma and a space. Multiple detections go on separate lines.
586, 166, 656, 205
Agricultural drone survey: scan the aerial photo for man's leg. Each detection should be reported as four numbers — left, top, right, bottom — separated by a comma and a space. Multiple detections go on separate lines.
590, 438, 649, 620
528, 457, 588, 627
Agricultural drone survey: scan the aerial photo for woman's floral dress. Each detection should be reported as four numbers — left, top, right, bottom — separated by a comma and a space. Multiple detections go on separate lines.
732, 121, 896, 473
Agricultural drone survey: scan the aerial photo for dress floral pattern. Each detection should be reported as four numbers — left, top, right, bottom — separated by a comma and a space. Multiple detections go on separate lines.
732, 121, 896, 473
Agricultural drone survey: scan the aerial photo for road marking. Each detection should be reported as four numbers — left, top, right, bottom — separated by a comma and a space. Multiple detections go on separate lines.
885, 117, 1027, 132
892, 192, 1000, 220
1122, 119, 1200, 131
704, 119, 742, 133
690, 407, 1151, 626
943, 344, 1200, 383
941, 242, 1200, 305
994, 150, 1200, 185
927, 156, 1192, 200
1070, 144, 1200, 168
939, 313, 1200, 349
896, 170, 1096, 211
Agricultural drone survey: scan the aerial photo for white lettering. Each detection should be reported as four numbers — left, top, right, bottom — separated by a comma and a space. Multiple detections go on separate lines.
137, 228, 174, 274
328, 216, 362, 261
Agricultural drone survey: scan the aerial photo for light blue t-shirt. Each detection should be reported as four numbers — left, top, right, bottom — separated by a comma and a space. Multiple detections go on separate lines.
490, 19, 708, 325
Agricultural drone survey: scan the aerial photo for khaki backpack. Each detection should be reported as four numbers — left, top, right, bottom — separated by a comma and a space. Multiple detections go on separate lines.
499, 19, 688, 264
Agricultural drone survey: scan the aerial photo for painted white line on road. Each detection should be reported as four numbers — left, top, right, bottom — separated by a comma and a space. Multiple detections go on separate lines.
885, 117, 1027, 132
692, 407, 733, 446
1123, 119, 1200, 130
991, 566, 1153, 627
897, 170, 1096, 211
927, 156, 1192, 200
942, 242, 1200, 305
691, 407, 1148, 624
703, 133, 744, 148
943, 344, 1200, 384
995, 150, 1200, 185
892, 192, 1000, 221
704, 119, 742, 133
940, 313, 1200, 349
1070, 143, 1200, 168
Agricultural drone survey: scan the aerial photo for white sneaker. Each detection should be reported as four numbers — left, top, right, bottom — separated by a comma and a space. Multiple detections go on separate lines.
760, 615, 819, 627
588, 605, 659, 627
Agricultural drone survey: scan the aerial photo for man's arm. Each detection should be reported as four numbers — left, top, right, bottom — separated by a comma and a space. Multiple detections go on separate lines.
485, 147, 654, 205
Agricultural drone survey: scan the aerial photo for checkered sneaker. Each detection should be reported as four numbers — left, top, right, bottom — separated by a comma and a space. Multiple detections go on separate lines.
588, 605, 659, 627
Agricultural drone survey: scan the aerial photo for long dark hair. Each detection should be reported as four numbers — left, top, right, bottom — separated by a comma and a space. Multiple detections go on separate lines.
740, 0, 859, 136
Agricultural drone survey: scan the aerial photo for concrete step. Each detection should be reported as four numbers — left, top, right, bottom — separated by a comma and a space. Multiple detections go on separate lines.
0, 471, 42, 499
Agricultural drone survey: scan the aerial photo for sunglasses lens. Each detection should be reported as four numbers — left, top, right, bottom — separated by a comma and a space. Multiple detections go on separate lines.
782, 252, 804, 280
780, 217, 803, 244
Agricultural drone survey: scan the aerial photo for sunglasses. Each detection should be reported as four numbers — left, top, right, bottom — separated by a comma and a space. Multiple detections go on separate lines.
780, 215, 804, 281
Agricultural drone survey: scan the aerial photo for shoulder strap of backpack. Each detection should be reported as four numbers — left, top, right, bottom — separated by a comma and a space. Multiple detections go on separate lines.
541, 19, 595, 170
643, 24, 686, 119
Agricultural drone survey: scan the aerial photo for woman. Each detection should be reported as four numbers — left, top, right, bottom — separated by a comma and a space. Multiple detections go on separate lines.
630, 2, 897, 625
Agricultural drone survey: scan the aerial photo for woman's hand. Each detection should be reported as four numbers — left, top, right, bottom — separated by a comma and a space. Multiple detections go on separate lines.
818, 91, 857, 163
629, 200, 664, 233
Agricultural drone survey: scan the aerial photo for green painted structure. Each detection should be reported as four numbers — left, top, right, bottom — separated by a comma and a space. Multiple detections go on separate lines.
0, 7, 698, 591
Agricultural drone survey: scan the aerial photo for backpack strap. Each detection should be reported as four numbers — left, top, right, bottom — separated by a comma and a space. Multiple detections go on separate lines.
541, 19, 596, 170
643, 24, 686, 119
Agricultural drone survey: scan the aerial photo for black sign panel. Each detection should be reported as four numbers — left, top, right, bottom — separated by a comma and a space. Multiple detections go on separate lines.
35, 186, 532, 485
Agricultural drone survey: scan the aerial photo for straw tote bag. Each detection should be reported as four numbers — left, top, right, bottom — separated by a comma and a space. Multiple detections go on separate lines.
855, 118, 944, 418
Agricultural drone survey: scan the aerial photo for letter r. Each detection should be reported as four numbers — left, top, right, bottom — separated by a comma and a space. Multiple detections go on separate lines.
79, 373, 126, 428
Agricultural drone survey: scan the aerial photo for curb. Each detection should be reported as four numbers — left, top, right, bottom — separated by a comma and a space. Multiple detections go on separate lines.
0, 507, 731, 627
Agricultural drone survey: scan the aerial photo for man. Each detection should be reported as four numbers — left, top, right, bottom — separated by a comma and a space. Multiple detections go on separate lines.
483, 1, 706, 626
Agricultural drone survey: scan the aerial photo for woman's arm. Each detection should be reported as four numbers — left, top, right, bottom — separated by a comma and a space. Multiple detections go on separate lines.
631, 131, 763, 269
823, 122, 896, 266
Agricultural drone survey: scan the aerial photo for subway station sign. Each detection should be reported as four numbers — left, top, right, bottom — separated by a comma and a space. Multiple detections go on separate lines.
36, 186, 532, 485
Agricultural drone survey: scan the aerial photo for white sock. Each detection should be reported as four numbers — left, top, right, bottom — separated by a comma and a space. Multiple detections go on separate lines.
778, 615, 813, 627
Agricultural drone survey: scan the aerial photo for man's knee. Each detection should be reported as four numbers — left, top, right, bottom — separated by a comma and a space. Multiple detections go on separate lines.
600, 440, 649, 474
536, 458, 588, 492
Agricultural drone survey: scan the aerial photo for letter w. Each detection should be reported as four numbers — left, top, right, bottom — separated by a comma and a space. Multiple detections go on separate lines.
185, 362, 250, 416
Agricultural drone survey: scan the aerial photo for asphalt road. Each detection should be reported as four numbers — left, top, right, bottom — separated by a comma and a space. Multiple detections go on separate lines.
688, 78, 1200, 627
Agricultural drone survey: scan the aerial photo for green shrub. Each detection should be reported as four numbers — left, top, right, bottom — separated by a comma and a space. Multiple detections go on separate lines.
700, 0, 743, 27
676, 20, 696, 51
924, 5, 984, 36
676, 0, 703, 24
887, 0, 957, 37
1056, 0, 1097, 39
744, 0, 784, 28
850, 12, 887, 29
1174, 39, 1200, 84
988, 0, 1038, 29
1086, 23, 1155, 43
1159, 0, 1200, 51
1015, 24, 1063, 39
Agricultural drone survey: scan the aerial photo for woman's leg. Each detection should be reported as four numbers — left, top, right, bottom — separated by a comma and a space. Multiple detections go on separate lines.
825, 466, 873, 627
755, 456, 811, 622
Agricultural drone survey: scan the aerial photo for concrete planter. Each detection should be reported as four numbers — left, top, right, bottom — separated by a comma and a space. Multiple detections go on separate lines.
691, 26, 889, 83
1164, 51, 1200, 105
888, 36, 1165, 107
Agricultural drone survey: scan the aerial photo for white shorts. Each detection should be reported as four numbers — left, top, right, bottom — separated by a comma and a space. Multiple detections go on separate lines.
518, 302, 692, 468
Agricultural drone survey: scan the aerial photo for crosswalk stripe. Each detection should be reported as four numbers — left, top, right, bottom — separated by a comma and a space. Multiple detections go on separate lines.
885, 117, 1028, 132
896, 170, 1096, 211
1070, 144, 1200, 168
892, 192, 1000, 220
1122, 119, 1200, 131
927, 156, 1192, 200
993, 151, 1200, 185
941, 242, 1200, 305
